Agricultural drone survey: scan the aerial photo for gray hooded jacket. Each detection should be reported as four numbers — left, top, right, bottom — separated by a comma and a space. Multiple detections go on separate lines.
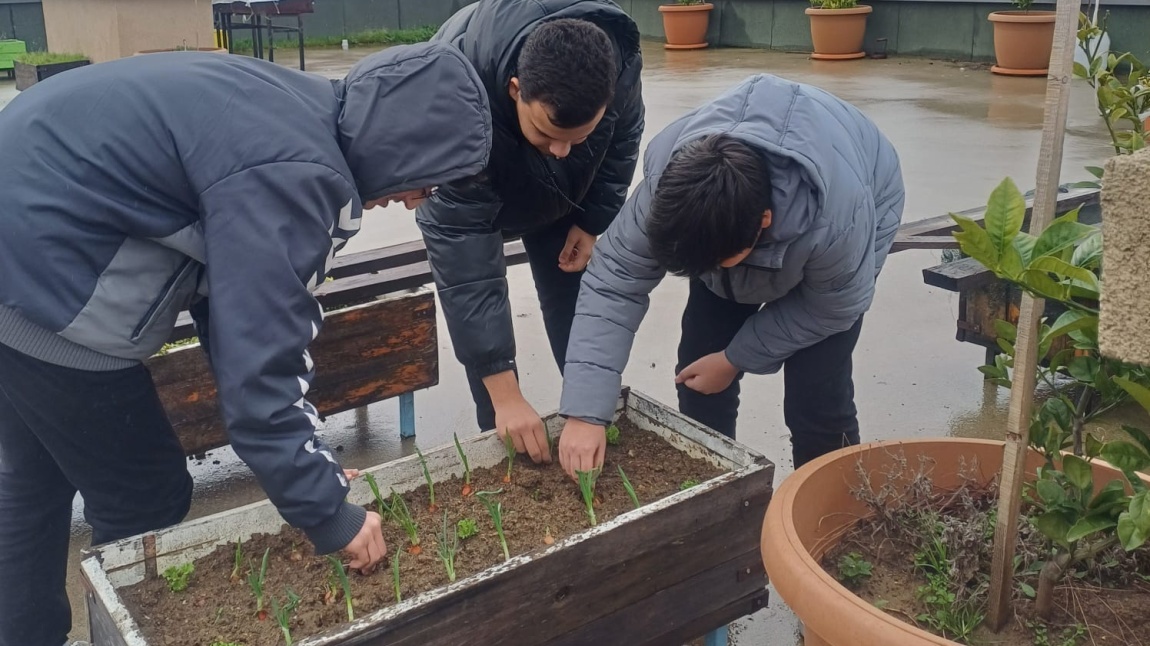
0, 44, 491, 553
560, 74, 904, 426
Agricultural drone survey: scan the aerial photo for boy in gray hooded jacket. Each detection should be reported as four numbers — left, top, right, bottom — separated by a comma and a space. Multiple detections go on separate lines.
0, 43, 490, 646
557, 74, 904, 478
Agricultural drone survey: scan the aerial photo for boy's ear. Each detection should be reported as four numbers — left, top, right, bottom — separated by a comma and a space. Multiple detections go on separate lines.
761, 209, 773, 229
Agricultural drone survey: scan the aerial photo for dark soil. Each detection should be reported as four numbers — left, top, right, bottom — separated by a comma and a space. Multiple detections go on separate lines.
121, 417, 726, 646
820, 475, 1150, 646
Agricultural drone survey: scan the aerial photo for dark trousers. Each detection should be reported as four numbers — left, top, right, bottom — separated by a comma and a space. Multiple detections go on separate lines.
465, 217, 585, 431
0, 343, 193, 646
675, 279, 864, 468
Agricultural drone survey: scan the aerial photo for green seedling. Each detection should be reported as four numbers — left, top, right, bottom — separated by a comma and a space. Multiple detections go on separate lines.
836, 552, 873, 587
605, 424, 621, 446
391, 551, 402, 603
477, 489, 510, 561
679, 478, 701, 491
618, 466, 640, 509
326, 555, 354, 622
363, 473, 387, 517
230, 536, 243, 583
435, 509, 460, 582
248, 548, 270, 620
162, 562, 194, 593
576, 468, 602, 527
457, 517, 479, 540
453, 432, 473, 496
414, 445, 437, 512
542, 427, 555, 457
269, 588, 301, 646
386, 490, 421, 555
502, 430, 516, 484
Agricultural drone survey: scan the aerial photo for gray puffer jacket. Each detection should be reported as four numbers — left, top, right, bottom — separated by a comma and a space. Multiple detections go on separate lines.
0, 44, 491, 553
560, 74, 904, 425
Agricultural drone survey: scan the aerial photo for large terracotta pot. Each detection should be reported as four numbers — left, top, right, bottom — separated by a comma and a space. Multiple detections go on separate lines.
761, 438, 1148, 646
988, 11, 1057, 76
805, 6, 873, 60
658, 3, 714, 50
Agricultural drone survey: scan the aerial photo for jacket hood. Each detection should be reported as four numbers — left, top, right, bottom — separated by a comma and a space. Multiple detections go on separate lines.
649, 74, 839, 265
450, 0, 641, 125
336, 42, 492, 202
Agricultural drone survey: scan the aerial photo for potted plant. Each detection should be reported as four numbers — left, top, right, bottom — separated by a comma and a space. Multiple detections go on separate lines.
13, 52, 90, 91
763, 177, 1150, 645
658, 0, 714, 50
988, 0, 1057, 76
805, 0, 873, 61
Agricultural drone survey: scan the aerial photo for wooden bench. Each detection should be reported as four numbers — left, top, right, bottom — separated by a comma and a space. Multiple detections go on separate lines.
152, 239, 528, 456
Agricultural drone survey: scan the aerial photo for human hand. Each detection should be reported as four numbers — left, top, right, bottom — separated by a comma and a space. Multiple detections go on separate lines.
343, 468, 360, 481
558, 224, 596, 273
342, 511, 387, 575
558, 417, 607, 482
675, 351, 740, 395
495, 396, 553, 464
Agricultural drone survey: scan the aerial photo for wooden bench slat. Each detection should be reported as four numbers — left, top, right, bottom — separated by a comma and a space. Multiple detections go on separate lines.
922, 257, 1001, 292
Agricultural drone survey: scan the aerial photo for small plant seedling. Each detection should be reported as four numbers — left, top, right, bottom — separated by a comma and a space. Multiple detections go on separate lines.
391, 551, 402, 603
836, 552, 873, 587
576, 468, 602, 527
543, 526, 555, 545
363, 472, 389, 518
477, 489, 510, 561
605, 424, 621, 446
679, 478, 701, 491
502, 430, 516, 483
457, 517, 479, 540
542, 427, 555, 457
618, 465, 641, 509
435, 509, 460, 582
248, 548, 270, 620
269, 587, 301, 646
453, 432, 473, 496
386, 490, 421, 555
230, 536, 243, 583
162, 562, 194, 593
326, 555, 354, 622
414, 445, 437, 512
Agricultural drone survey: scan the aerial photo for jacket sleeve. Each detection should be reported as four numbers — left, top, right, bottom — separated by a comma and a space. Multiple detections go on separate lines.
560, 180, 664, 425
574, 68, 645, 237
415, 173, 515, 378
725, 194, 876, 376
197, 162, 365, 555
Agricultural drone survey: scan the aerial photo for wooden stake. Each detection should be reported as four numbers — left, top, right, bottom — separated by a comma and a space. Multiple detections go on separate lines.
986, 0, 1082, 631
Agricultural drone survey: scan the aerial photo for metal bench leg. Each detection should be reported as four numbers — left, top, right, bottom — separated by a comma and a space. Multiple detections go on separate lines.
399, 392, 416, 439
704, 625, 728, 646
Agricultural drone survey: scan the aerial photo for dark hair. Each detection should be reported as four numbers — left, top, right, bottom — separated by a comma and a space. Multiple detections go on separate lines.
648, 134, 773, 278
516, 18, 616, 129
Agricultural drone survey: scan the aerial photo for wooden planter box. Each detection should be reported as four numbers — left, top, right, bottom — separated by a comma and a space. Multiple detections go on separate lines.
14, 58, 90, 91
81, 389, 774, 645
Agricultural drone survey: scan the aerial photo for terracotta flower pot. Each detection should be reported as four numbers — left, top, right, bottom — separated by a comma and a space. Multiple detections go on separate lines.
761, 438, 1149, 646
659, 3, 714, 51
988, 11, 1057, 76
805, 6, 873, 61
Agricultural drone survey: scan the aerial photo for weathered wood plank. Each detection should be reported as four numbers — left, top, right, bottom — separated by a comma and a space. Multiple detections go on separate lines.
149, 292, 438, 457
647, 587, 769, 646
922, 257, 1000, 292
328, 466, 774, 646
894, 187, 1099, 239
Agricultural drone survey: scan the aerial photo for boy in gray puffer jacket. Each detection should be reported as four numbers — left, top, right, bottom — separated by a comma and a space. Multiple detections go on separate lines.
0, 43, 490, 646
556, 74, 904, 478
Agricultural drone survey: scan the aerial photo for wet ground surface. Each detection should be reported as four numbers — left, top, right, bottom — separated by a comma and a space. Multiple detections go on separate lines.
2, 41, 1142, 644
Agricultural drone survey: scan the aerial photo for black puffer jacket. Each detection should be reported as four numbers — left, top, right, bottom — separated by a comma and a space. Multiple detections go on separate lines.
417, 0, 644, 378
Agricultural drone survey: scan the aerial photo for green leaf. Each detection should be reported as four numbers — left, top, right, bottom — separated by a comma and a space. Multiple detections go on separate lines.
1101, 441, 1150, 473
1019, 269, 1069, 302
1068, 180, 1102, 190
1088, 479, 1129, 512
951, 214, 999, 269
1013, 232, 1038, 266
1114, 376, 1150, 417
1032, 218, 1095, 259
1020, 581, 1037, 598
1048, 348, 1075, 373
1117, 491, 1150, 551
1073, 61, 1089, 79
1086, 166, 1105, 179
1028, 256, 1100, 292
994, 319, 1018, 344
1045, 310, 1095, 342
1067, 355, 1099, 384
1033, 510, 1073, 546
1121, 425, 1150, 459
985, 178, 1026, 256
1041, 397, 1074, 433
1085, 433, 1106, 459
1037, 479, 1067, 506
998, 242, 1024, 279
1063, 454, 1094, 491
1067, 513, 1118, 542
1071, 231, 1103, 268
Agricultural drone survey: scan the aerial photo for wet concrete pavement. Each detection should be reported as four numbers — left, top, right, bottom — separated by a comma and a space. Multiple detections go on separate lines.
0, 41, 1137, 644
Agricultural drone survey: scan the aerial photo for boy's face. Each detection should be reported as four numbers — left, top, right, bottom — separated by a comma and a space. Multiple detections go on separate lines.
508, 77, 605, 160
718, 210, 773, 268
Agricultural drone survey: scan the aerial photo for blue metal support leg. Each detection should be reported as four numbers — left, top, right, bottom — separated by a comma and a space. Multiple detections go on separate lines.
399, 392, 416, 439
704, 625, 728, 646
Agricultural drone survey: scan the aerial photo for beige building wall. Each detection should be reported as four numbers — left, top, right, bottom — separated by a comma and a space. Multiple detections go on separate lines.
42, 0, 216, 63
1099, 147, 1150, 367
